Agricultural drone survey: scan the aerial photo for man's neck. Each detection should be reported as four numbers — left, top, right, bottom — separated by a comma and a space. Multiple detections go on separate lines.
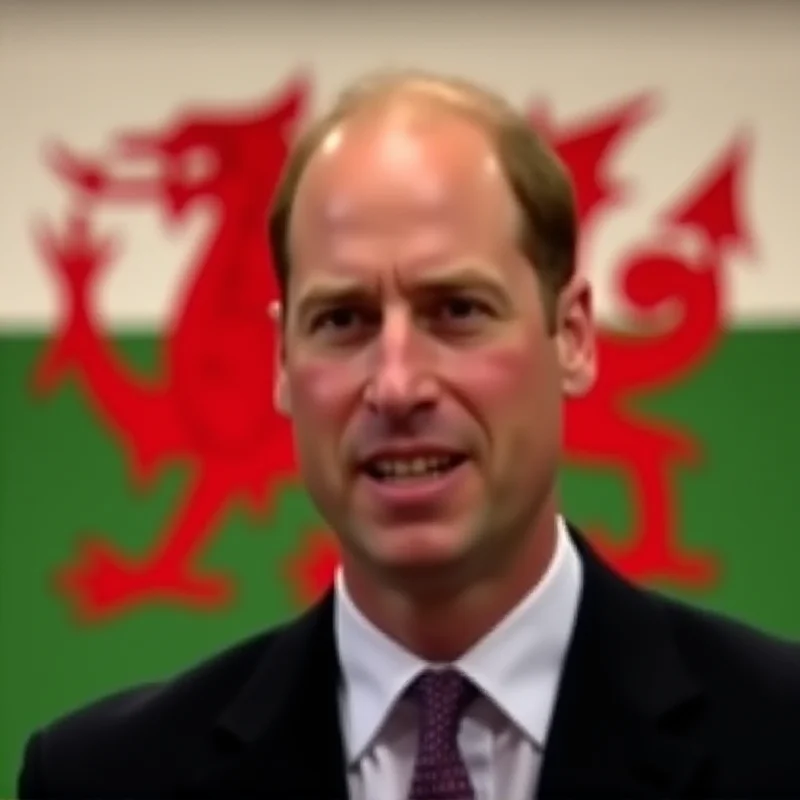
341, 510, 560, 662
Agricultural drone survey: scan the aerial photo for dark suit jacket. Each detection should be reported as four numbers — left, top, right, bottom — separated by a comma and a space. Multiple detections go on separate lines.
17, 529, 800, 798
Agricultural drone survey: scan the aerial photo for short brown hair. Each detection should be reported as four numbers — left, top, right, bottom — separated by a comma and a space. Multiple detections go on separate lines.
267, 69, 578, 323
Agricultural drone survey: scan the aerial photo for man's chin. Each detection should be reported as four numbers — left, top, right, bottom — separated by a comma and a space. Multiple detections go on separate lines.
360, 522, 475, 573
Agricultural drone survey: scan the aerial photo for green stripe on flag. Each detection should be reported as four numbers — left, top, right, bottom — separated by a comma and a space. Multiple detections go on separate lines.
1, 328, 799, 794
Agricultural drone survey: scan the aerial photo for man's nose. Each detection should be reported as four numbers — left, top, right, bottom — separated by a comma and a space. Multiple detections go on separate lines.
363, 311, 438, 419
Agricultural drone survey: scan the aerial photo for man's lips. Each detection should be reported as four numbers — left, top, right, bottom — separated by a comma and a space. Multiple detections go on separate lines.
361, 454, 467, 481
355, 445, 468, 480
355, 451, 471, 512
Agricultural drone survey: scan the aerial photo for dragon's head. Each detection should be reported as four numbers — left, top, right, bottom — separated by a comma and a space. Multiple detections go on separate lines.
47, 76, 309, 223
126, 78, 307, 219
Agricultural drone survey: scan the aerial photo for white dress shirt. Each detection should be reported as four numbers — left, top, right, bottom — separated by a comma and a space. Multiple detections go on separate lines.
334, 516, 583, 800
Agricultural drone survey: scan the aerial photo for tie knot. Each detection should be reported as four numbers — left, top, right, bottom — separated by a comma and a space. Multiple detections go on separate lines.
411, 668, 476, 728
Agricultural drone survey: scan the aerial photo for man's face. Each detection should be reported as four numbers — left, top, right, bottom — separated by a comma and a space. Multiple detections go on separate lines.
276, 104, 594, 588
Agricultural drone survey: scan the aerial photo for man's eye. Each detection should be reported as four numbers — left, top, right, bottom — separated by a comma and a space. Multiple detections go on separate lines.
436, 296, 490, 322
317, 307, 357, 329
311, 306, 373, 336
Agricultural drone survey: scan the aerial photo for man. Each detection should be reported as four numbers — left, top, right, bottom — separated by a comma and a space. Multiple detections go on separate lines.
17, 70, 800, 799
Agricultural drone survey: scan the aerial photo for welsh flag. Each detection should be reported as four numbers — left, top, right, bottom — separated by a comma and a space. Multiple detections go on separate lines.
1, 76, 798, 795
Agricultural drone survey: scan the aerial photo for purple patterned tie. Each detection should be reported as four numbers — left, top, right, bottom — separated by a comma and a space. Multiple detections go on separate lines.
407, 668, 477, 800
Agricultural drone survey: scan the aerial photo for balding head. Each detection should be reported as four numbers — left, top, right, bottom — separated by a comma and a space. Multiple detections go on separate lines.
268, 69, 577, 327
287, 93, 523, 303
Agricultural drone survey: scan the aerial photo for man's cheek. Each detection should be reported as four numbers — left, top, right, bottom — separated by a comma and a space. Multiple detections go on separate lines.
456, 347, 534, 406
289, 361, 353, 418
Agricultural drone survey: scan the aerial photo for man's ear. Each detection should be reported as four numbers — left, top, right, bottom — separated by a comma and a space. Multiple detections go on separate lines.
555, 275, 597, 398
269, 300, 292, 417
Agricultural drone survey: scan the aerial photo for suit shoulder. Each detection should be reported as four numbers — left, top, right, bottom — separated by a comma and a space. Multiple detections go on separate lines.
20, 623, 288, 792
658, 591, 800, 695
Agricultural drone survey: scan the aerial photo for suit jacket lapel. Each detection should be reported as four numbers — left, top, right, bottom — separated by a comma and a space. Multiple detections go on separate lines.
180, 526, 712, 798
537, 529, 710, 798
181, 591, 349, 799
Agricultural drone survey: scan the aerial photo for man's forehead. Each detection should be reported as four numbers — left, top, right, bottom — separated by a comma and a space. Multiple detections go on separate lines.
297, 105, 501, 204
288, 125, 510, 272
284, 100, 524, 299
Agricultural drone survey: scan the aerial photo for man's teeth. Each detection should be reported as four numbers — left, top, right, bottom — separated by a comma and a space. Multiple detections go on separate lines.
370, 456, 457, 479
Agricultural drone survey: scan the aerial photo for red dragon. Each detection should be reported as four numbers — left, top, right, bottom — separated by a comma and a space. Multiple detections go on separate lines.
32, 79, 307, 618
32, 81, 753, 617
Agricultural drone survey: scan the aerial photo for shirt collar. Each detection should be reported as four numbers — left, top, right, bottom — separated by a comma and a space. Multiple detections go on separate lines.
334, 516, 583, 764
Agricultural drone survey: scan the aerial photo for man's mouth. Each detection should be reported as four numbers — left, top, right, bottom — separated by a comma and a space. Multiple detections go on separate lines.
362, 454, 467, 482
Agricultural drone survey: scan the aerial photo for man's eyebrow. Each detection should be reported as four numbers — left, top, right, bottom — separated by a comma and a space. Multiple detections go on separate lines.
291, 263, 509, 321
404, 263, 507, 295
293, 278, 372, 321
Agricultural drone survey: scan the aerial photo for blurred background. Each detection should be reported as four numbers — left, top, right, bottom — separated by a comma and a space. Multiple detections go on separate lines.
1, 0, 799, 792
